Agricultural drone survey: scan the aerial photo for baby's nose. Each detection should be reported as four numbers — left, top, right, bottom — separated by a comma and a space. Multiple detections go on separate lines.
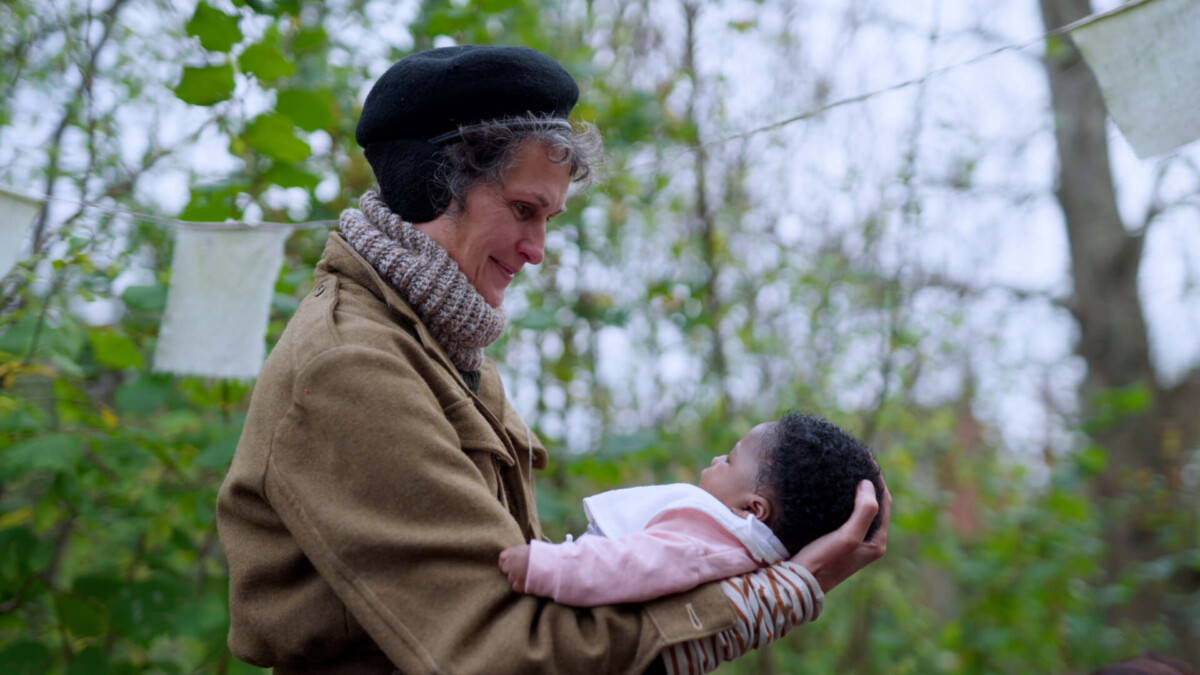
711, 455, 722, 467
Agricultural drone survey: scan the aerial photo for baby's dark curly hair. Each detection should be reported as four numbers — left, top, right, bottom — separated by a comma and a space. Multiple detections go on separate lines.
756, 412, 883, 556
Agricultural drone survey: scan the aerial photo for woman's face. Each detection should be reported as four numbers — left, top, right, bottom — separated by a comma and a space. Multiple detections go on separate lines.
415, 141, 571, 308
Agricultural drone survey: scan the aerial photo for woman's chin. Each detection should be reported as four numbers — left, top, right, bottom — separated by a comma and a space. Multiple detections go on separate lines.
483, 288, 505, 308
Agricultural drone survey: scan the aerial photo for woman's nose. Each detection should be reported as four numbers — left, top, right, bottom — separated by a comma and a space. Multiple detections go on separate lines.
517, 221, 546, 265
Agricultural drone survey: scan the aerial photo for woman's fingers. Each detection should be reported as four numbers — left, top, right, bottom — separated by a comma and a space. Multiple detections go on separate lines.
869, 476, 892, 554
841, 480, 880, 544
789, 478, 889, 593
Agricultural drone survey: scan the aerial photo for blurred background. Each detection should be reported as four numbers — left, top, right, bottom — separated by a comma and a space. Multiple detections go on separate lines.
1, 0, 1198, 672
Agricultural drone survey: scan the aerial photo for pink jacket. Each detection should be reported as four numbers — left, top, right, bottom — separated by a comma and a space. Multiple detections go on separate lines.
525, 509, 767, 607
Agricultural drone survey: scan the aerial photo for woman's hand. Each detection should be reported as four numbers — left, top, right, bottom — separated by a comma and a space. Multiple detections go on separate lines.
789, 477, 891, 593
498, 544, 531, 593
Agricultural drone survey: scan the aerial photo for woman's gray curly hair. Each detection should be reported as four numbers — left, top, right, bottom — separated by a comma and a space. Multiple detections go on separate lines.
432, 113, 602, 215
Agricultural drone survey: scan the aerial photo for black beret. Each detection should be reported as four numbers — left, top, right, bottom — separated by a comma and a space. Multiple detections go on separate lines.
356, 45, 580, 223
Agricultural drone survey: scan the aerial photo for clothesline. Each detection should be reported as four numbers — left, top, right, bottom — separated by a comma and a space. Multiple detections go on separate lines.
626, 0, 1158, 170
1, 0, 1160, 232
0, 185, 336, 231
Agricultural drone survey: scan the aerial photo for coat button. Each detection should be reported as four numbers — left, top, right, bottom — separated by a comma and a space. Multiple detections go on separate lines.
314, 282, 326, 297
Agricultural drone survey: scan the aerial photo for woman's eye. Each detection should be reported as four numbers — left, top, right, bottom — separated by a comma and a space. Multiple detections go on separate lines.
513, 203, 530, 218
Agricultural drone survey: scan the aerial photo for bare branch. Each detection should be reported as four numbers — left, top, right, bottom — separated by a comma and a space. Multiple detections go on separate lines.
30, 0, 132, 252
912, 273, 1071, 311
1137, 155, 1200, 236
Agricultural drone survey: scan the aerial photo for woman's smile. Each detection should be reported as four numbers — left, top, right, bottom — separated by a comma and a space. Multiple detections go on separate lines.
491, 256, 518, 281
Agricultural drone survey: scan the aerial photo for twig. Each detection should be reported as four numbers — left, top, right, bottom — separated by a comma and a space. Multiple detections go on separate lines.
29, 0, 131, 253
40, 513, 77, 588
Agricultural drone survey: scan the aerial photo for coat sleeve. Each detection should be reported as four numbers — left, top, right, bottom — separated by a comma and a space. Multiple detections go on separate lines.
261, 345, 736, 674
526, 516, 764, 607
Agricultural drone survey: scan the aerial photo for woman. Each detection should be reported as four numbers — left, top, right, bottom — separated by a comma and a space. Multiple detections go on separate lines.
216, 45, 890, 674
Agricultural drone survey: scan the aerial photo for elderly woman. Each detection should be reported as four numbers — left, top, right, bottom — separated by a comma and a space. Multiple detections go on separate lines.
217, 46, 889, 674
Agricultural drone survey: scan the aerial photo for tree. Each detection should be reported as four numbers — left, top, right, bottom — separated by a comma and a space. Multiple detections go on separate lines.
3, 0, 1197, 672
1039, 0, 1200, 662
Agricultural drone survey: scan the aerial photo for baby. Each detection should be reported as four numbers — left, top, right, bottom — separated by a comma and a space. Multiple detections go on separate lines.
499, 411, 884, 607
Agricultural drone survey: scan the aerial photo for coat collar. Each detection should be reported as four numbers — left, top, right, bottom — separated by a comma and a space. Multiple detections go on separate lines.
320, 232, 423, 325
316, 233, 512, 422
317, 232, 466, 383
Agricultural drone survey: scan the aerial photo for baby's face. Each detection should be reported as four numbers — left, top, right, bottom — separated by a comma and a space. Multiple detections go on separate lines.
699, 422, 775, 519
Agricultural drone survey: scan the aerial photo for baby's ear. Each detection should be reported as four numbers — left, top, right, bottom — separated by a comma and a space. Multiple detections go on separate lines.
747, 494, 771, 523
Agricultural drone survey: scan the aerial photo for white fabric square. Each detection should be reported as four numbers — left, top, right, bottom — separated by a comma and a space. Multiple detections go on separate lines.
1072, 0, 1200, 158
154, 226, 290, 379
0, 187, 43, 280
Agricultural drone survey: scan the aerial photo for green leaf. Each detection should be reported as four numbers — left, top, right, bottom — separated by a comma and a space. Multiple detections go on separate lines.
238, 42, 295, 81
67, 647, 112, 675
1113, 384, 1150, 414
513, 307, 556, 330
173, 588, 229, 640
47, 352, 85, 378
262, 162, 319, 189
292, 26, 327, 51
1, 433, 82, 475
1047, 491, 1089, 521
0, 640, 53, 675
0, 315, 39, 355
73, 574, 125, 604
46, 314, 85, 360
268, 0, 301, 16
1074, 444, 1109, 476
244, 114, 311, 162
1045, 34, 1069, 61
121, 284, 168, 313
152, 410, 205, 437
56, 593, 106, 637
275, 89, 334, 131
115, 372, 174, 414
195, 433, 240, 470
0, 526, 48, 578
425, 7, 472, 35
270, 291, 301, 317
111, 576, 186, 642
89, 330, 145, 369
180, 186, 239, 222
99, 437, 152, 472
565, 456, 621, 484
187, 2, 242, 52
476, 0, 520, 11
174, 63, 236, 106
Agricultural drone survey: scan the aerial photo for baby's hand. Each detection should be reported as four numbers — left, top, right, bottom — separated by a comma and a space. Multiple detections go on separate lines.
498, 544, 531, 593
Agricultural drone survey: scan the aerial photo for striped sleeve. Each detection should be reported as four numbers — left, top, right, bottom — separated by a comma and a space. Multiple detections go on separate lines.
662, 562, 823, 674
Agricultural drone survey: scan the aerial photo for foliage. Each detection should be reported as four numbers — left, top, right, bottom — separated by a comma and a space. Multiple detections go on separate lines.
1, 0, 1196, 673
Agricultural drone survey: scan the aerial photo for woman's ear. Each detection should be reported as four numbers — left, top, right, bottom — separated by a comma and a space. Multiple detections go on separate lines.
746, 494, 772, 523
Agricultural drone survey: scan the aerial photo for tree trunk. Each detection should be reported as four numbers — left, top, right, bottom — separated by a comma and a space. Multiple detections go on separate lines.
682, 0, 729, 418
1038, 0, 1199, 663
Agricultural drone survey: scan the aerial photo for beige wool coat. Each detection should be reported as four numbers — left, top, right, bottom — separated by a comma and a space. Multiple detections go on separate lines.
216, 233, 736, 674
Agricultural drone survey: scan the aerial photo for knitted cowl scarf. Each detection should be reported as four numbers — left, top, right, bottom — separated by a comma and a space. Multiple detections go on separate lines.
339, 191, 506, 373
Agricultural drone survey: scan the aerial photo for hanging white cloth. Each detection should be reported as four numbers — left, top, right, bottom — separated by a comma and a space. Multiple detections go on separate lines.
1071, 0, 1200, 158
0, 187, 44, 280
154, 225, 290, 379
